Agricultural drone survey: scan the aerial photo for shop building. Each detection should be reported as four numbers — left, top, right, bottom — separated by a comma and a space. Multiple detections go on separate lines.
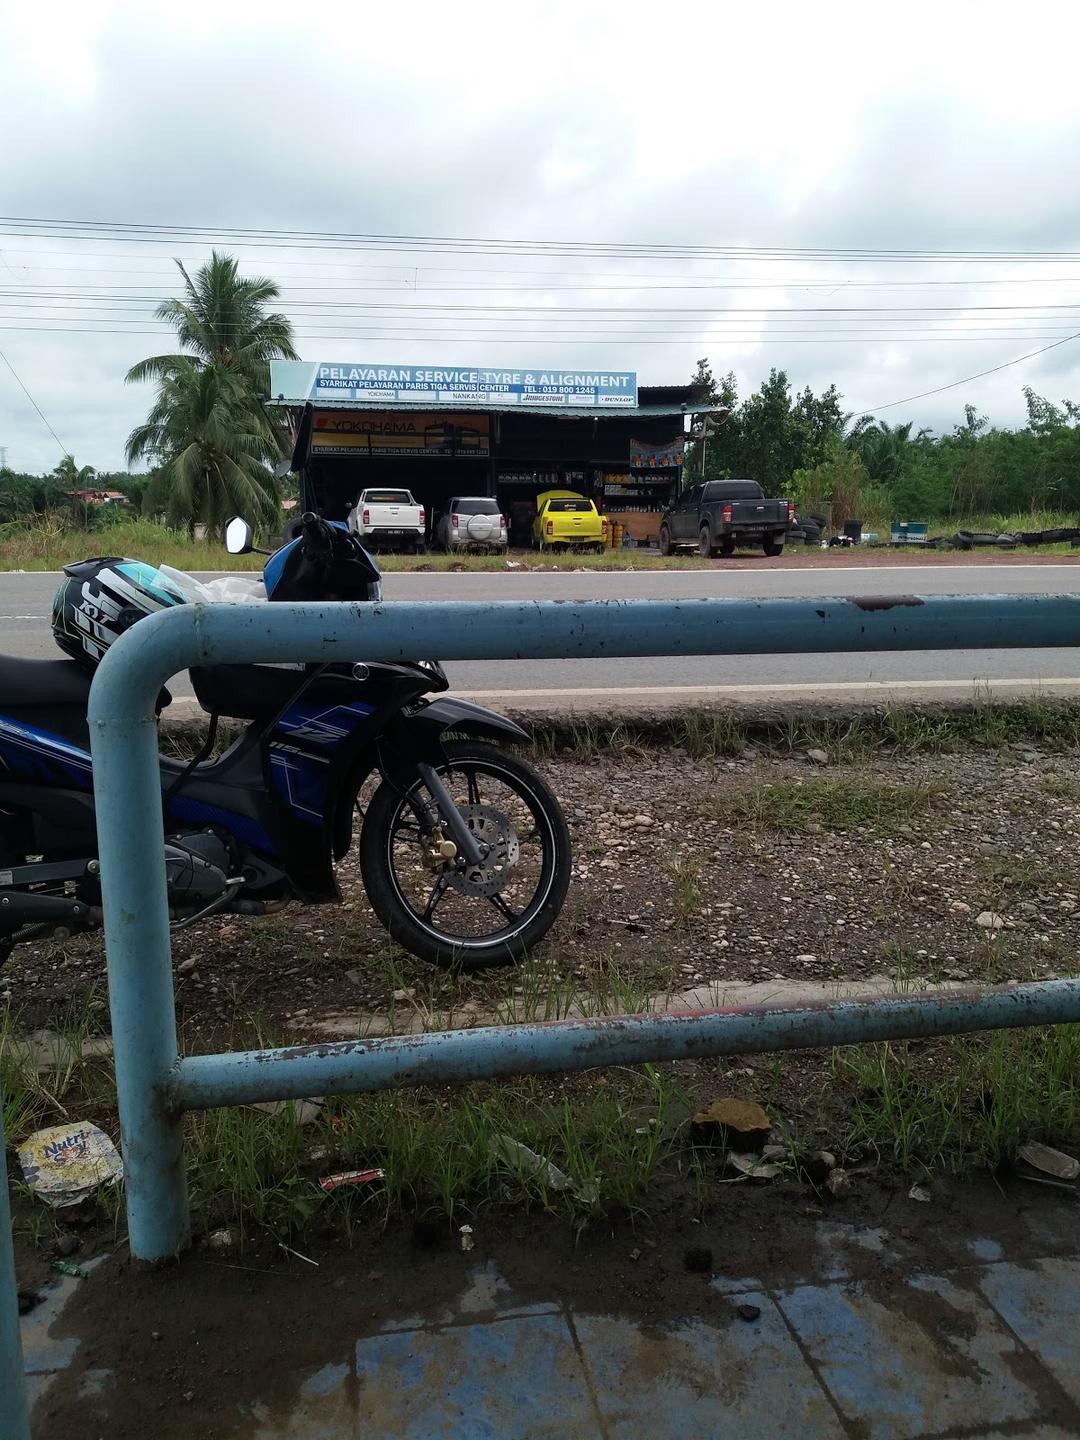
268, 360, 714, 546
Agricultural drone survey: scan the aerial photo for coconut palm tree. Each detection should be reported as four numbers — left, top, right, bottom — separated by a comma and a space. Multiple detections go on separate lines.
51, 455, 97, 488
125, 252, 296, 531
127, 251, 296, 393
847, 419, 932, 486
127, 359, 280, 536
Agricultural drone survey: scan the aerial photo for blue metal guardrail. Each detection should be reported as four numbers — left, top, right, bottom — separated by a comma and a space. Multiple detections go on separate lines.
2, 1103, 29, 1440
6, 591, 1080, 1436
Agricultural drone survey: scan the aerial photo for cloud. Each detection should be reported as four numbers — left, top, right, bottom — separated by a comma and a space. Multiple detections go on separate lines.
1, 0, 1079, 470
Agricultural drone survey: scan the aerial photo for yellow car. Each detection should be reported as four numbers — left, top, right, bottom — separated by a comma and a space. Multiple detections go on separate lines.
533, 490, 608, 551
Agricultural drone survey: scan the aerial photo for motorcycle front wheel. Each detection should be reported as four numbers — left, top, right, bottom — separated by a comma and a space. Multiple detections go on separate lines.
359, 741, 571, 970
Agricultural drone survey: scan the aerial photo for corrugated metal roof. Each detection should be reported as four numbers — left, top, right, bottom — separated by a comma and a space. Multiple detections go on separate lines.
266, 398, 708, 418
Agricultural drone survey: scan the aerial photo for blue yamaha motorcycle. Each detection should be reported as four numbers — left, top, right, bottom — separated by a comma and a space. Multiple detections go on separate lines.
0, 513, 570, 970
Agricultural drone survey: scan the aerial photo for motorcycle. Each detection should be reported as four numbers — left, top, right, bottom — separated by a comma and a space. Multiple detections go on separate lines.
0, 513, 571, 971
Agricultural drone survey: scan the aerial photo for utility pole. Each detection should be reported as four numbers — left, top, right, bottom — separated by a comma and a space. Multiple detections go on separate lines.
686, 407, 732, 486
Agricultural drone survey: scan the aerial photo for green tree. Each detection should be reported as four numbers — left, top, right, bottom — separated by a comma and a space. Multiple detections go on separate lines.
129, 360, 279, 536
734, 368, 803, 492
685, 363, 740, 483
125, 252, 295, 534
689, 356, 720, 406
127, 252, 296, 410
793, 383, 844, 469
791, 440, 871, 524
51, 455, 97, 488
848, 419, 932, 487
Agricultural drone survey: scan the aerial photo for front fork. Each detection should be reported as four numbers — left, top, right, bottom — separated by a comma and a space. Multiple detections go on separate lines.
415, 762, 485, 867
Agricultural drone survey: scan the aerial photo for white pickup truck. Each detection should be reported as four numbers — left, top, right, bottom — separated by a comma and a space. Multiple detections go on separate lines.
347, 487, 426, 552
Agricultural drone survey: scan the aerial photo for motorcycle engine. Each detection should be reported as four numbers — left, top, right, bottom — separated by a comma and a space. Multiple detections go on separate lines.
164, 832, 232, 903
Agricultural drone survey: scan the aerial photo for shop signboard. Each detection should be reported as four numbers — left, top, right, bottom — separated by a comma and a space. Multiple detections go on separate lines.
630, 436, 685, 469
272, 359, 637, 408
311, 410, 490, 458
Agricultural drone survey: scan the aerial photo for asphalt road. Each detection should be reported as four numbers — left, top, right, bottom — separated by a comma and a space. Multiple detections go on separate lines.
5, 563, 1080, 708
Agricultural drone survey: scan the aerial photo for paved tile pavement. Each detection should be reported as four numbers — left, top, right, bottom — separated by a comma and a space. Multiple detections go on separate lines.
22, 1225, 1080, 1437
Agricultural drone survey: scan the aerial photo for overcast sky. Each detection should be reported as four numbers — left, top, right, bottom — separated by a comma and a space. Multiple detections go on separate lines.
2, 0, 1080, 473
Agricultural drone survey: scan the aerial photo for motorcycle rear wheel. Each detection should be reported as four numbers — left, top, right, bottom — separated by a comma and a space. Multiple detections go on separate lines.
360, 741, 571, 969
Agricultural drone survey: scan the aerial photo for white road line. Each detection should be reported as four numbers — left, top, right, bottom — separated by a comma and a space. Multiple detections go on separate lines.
435, 678, 1080, 711
163, 676, 1080, 719
451, 678, 1080, 700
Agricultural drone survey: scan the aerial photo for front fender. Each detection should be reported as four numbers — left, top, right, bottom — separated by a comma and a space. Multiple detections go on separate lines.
407, 696, 529, 746
330, 697, 528, 860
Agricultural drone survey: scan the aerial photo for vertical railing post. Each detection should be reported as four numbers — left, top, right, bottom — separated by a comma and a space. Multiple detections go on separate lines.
1, 1103, 30, 1440
89, 696, 189, 1261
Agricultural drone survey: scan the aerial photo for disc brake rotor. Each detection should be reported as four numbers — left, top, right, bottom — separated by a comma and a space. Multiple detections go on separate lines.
444, 804, 520, 897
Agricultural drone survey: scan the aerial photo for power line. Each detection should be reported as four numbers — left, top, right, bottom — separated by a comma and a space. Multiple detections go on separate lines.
5, 302, 1080, 335
3, 289, 1080, 317
3, 316, 1079, 341
853, 329, 1080, 415
11, 273, 1080, 294
4, 216, 1080, 264
0, 323, 1074, 347
15, 249, 1080, 291
0, 346, 69, 457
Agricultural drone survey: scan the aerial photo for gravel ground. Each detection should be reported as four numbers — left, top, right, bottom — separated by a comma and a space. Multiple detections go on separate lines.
3, 738, 1078, 1040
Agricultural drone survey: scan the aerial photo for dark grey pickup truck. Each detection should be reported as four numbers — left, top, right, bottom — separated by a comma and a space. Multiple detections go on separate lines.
658, 479, 794, 558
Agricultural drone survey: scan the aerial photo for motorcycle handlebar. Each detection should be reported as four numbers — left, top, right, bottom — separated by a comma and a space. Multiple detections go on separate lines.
298, 509, 336, 558
300, 511, 332, 554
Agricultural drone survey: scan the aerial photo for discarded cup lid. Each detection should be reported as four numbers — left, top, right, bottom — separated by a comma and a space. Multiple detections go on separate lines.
17, 1122, 123, 1208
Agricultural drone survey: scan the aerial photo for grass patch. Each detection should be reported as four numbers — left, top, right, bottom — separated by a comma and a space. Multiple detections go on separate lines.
378, 550, 708, 572
1043, 773, 1080, 799
0, 994, 112, 1143
664, 854, 706, 923
834, 1025, 1080, 1174
725, 774, 949, 835
8, 987, 1080, 1246
0, 517, 266, 573
185, 1065, 686, 1237
0, 515, 704, 573
7, 508, 1080, 573
978, 855, 1068, 894
525, 700, 1080, 767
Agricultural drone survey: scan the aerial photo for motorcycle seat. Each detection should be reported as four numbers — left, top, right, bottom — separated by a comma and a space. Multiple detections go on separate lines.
0, 657, 96, 747
190, 663, 312, 721
0, 657, 172, 748
0, 656, 95, 709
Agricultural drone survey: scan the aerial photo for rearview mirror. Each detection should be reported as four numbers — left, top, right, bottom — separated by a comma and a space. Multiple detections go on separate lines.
225, 517, 253, 555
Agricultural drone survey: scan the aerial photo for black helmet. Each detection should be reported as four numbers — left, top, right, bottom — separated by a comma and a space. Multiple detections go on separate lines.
52, 557, 188, 668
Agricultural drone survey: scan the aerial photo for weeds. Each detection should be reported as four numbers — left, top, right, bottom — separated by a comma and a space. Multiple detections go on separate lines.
835, 1024, 1080, 1174
183, 1065, 693, 1236
8, 983, 1080, 1243
665, 854, 706, 922
1043, 773, 1080, 799
978, 854, 1065, 894
0, 517, 268, 573
0, 993, 110, 1141
0, 516, 709, 574
676, 711, 749, 759
524, 699, 1080, 767
725, 774, 949, 835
